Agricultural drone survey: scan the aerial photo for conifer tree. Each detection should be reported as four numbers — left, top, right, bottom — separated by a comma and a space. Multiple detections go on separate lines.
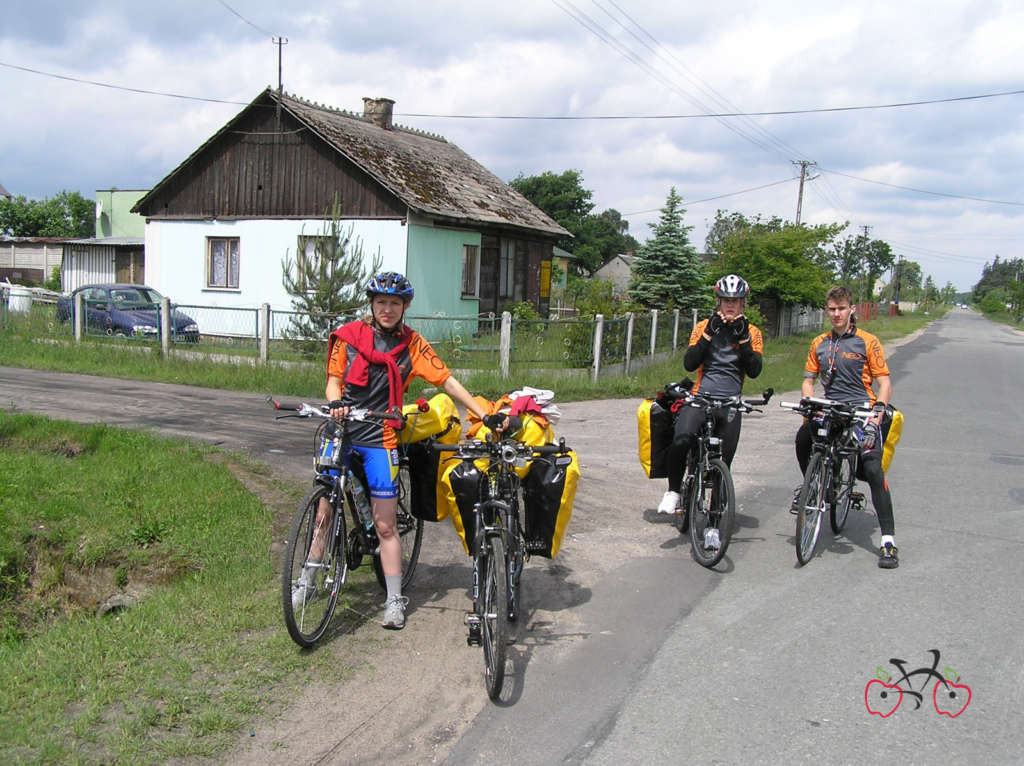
281, 196, 383, 348
628, 187, 708, 311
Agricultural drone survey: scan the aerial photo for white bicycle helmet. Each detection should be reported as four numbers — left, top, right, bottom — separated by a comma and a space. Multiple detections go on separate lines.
714, 274, 749, 299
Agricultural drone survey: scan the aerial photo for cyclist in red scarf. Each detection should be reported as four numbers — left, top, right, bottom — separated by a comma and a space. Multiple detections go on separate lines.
324, 271, 501, 629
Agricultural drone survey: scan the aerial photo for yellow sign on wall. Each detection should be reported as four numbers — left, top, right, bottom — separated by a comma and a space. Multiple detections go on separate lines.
540, 261, 551, 298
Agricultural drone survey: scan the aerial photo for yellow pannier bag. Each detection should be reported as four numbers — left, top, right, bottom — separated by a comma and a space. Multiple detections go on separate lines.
882, 406, 904, 474
399, 392, 460, 446
637, 398, 675, 479
439, 456, 488, 554
522, 450, 580, 558
474, 414, 554, 478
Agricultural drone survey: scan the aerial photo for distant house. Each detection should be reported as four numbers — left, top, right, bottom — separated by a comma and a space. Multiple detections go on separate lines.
131, 88, 569, 319
595, 253, 637, 297
0, 237, 69, 284
61, 190, 149, 291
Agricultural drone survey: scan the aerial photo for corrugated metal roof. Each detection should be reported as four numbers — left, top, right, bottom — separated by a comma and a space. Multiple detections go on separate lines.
275, 90, 568, 237
64, 237, 145, 246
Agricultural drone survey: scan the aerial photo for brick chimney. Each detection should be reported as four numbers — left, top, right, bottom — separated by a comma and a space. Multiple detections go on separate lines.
362, 97, 395, 130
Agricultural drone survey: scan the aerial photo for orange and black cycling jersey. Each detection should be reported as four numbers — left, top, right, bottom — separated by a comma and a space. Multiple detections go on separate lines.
805, 324, 889, 406
685, 319, 764, 398
327, 324, 451, 448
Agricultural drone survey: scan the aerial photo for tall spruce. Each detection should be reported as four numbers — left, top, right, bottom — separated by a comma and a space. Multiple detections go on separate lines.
628, 187, 707, 311
281, 197, 383, 348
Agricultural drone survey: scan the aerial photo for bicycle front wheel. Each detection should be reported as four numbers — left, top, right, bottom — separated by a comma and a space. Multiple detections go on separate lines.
829, 453, 857, 534
282, 485, 347, 647
688, 458, 736, 568
795, 453, 827, 566
372, 467, 424, 591
481, 534, 509, 701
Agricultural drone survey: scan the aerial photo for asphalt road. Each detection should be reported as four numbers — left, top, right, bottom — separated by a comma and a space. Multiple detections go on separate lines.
2, 308, 1022, 765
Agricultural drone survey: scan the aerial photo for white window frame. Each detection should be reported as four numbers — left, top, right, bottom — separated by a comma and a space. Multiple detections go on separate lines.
207, 237, 240, 289
462, 244, 480, 298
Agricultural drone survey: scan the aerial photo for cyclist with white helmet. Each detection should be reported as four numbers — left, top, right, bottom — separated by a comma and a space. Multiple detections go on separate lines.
310, 271, 500, 629
658, 274, 764, 514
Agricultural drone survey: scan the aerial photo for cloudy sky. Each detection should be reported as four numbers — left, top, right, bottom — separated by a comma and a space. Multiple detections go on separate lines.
2, 0, 1022, 291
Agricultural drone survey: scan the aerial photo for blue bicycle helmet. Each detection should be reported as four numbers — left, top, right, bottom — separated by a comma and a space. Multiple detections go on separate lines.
366, 271, 414, 303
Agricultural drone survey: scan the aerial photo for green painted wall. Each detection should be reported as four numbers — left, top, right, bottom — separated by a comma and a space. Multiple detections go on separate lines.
95, 190, 147, 238
405, 224, 480, 317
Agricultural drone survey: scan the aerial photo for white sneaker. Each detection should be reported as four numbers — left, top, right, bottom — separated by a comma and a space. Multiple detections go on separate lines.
657, 490, 681, 514
704, 528, 721, 550
291, 580, 317, 612
382, 595, 409, 630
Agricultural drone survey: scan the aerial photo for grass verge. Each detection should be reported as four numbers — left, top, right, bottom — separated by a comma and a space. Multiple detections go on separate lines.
0, 412, 383, 764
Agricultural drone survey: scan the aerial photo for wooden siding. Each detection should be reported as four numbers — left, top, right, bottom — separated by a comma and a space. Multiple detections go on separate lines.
136, 109, 407, 221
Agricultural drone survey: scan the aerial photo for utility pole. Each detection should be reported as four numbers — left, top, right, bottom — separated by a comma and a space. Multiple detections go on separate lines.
793, 160, 817, 225
273, 37, 288, 135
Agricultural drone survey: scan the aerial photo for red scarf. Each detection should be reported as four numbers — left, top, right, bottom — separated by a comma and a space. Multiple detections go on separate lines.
329, 320, 412, 410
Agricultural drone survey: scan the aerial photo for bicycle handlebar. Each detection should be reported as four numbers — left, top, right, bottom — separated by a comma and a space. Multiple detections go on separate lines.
780, 397, 872, 419
432, 436, 571, 459
266, 395, 407, 428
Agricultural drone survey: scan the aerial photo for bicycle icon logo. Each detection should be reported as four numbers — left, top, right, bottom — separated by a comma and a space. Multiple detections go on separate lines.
865, 649, 971, 718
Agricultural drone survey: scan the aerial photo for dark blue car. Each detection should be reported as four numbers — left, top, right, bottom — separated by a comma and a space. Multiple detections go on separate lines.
56, 284, 200, 342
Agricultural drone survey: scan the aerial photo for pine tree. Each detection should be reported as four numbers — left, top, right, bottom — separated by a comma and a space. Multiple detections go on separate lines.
281, 197, 383, 349
628, 187, 708, 311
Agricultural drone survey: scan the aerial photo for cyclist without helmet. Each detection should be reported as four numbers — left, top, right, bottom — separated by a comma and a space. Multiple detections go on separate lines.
301, 271, 507, 629
657, 274, 764, 514
795, 285, 898, 569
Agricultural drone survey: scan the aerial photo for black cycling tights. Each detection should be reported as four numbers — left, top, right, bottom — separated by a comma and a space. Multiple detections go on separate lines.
795, 421, 895, 537
666, 406, 742, 494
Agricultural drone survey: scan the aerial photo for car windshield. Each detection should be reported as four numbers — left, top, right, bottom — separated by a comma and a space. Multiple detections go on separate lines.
108, 287, 161, 308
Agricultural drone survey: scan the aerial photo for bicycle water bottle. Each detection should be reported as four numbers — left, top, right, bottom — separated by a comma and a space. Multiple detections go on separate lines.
348, 471, 374, 530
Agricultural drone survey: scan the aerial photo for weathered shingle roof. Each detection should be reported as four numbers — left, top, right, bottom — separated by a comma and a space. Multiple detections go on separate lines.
273, 90, 568, 237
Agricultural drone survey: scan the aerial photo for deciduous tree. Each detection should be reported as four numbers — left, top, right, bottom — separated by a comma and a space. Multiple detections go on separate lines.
0, 190, 95, 238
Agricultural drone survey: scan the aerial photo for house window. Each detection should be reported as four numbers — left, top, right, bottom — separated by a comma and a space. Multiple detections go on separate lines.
296, 235, 330, 290
462, 244, 480, 297
498, 239, 515, 298
207, 237, 240, 289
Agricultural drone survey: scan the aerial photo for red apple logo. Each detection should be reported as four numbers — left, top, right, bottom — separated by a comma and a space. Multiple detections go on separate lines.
933, 672, 971, 718
865, 668, 903, 717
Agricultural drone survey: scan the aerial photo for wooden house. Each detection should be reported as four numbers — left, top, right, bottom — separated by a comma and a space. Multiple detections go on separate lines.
131, 88, 569, 320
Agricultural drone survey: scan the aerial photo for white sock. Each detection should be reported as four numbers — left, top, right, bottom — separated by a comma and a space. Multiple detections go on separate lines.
880, 534, 896, 548
385, 574, 402, 602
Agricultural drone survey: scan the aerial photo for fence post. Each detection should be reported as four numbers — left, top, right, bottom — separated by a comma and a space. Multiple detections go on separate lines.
160, 298, 171, 355
650, 309, 658, 356
499, 311, 512, 379
259, 303, 270, 363
591, 314, 604, 383
74, 291, 83, 342
624, 312, 634, 375
672, 308, 680, 350
692, 308, 698, 335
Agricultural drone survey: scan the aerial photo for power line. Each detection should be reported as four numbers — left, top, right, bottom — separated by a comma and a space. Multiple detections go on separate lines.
216, 0, 277, 39
819, 167, 1024, 206
3, 59, 1019, 121
0, 60, 250, 105
621, 178, 795, 216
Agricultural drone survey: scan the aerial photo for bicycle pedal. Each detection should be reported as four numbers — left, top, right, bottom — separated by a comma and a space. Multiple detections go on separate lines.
465, 612, 481, 645
851, 491, 865, 509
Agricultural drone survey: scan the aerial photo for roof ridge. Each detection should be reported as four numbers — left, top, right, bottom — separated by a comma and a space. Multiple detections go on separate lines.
279, 89, 447, 143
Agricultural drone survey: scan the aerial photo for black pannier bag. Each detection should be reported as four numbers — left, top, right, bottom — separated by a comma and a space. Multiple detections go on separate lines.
521, 451, 580, 558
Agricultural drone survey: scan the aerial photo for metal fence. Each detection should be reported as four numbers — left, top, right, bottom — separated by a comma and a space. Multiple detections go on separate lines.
2, 286, 699, 381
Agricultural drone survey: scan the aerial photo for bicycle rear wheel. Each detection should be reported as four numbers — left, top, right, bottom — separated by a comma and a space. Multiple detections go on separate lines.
282, 485, 347, 647
829, 453, 857, 534
688, 458, 735, 568
795, 453, 826, 566
481, 534, 508, 701
372, 466, 424, 591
